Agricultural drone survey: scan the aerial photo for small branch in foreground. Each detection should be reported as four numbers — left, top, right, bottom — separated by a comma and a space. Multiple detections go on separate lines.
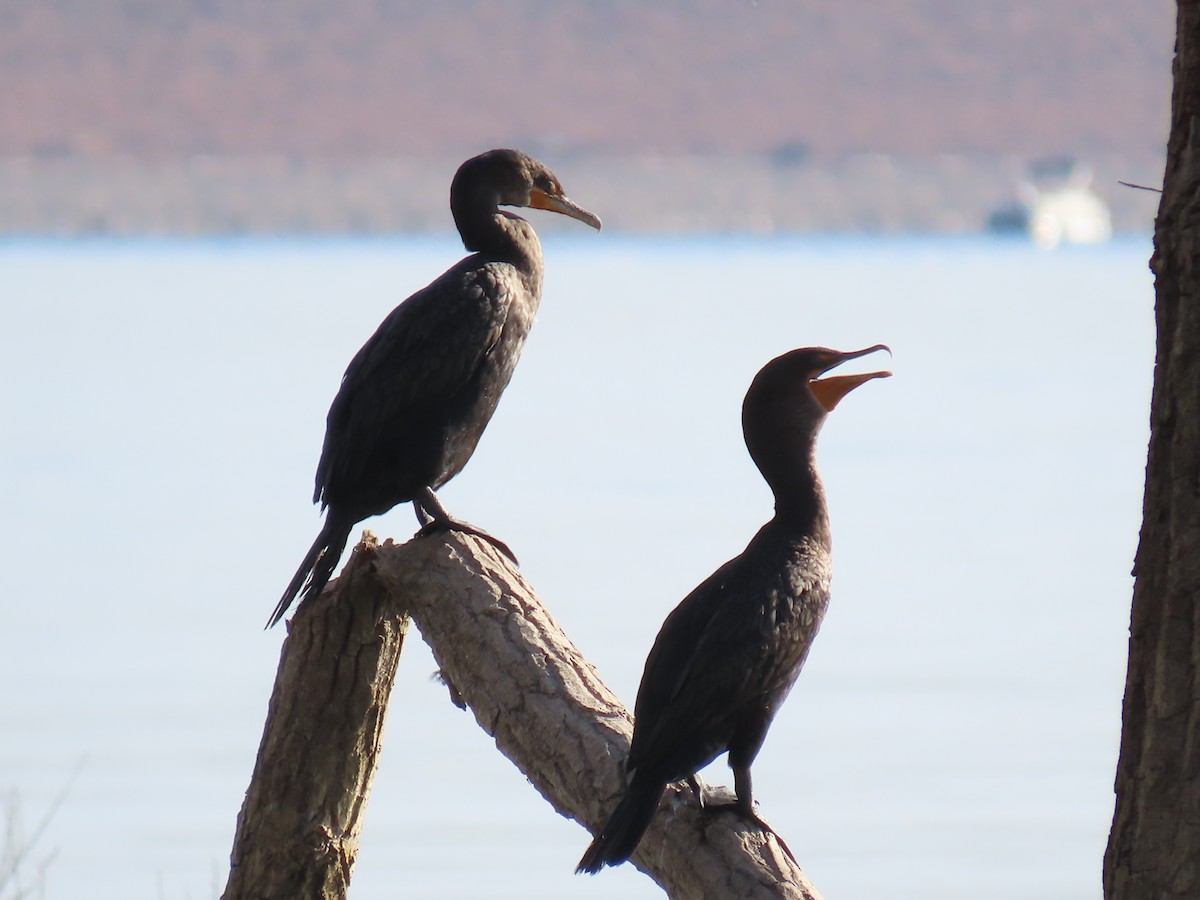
1, 761, 81, 900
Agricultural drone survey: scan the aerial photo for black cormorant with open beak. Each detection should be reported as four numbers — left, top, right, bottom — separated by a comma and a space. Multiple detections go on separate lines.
578, 344, 890, 872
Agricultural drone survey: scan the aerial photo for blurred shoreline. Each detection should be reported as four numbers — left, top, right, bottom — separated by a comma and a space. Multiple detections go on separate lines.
0, 152, 1162, 237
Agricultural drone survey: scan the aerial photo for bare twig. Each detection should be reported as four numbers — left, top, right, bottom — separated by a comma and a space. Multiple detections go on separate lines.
1118, 180, 1163, 193
1, 761, 81, 900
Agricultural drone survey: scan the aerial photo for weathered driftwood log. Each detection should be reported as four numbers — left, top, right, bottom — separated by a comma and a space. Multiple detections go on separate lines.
224, 530, 823, 900
223, 536, 409, 900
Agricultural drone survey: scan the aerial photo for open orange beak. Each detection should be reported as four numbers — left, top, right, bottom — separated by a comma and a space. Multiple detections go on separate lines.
809, 344, 892, 411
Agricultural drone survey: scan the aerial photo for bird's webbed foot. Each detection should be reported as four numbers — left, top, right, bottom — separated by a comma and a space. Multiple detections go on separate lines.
415, 518, 519, 564
412, 488, 519, 564
700, 794, 768, 829
700, 797, 797, 864
699, 771, 797, 864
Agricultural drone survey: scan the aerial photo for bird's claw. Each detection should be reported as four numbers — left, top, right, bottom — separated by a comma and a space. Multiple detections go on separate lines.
699, 799, 797, 865
415, 519, 519, 565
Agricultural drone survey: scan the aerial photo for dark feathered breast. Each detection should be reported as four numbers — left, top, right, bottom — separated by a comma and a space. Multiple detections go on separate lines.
626, 527, 831, 784
314, 256, 539, 520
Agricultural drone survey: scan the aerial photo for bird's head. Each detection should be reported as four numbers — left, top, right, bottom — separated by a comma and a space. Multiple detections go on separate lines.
742, 344, 891, 480
452, 149, 602, 237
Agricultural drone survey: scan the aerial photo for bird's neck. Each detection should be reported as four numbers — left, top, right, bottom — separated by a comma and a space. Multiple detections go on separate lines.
454, 195, 543, 265
462, 215, 545, 299
762, 442, 831, 546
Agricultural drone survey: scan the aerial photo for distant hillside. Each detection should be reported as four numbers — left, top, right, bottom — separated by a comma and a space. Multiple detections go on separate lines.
1, 0, 1174, 160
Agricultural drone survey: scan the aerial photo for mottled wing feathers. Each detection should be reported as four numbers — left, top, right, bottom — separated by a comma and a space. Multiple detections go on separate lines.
627, 529, 830, 780
628, 557, 763, 772
314, 259, 513, 508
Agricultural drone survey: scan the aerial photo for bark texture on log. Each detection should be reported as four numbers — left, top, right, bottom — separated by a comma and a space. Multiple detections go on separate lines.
223, 537, 410, 900
375, 533, 822, 900
227, 529, 823, 899
1104, 5, 1200, 898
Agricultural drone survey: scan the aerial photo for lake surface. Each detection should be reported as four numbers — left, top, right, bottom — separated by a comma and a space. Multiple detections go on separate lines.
0, 233, 1154, 899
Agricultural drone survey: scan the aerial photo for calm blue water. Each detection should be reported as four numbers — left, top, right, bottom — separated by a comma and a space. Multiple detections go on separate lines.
0, 234, 1153, 899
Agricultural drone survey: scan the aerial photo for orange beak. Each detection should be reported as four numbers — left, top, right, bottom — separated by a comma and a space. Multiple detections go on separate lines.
808, 344, 892, 411
528, 188, 602, 230
809, 370, 892, 411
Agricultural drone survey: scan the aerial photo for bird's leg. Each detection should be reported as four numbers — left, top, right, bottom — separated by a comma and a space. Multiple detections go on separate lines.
731, 764, 757, 821
413, 500, 433, 527
687, 774, 707, 806
699, 764, 758, 819
413, 486, 519, 564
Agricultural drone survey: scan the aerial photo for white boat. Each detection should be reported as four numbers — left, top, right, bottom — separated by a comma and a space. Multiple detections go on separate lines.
988, 158, 1113, 249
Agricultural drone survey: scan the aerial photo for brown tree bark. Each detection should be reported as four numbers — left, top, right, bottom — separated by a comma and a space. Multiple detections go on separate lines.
223, 537, 409, 900
223, 531, 822, 899
1103, 5, 1200, 898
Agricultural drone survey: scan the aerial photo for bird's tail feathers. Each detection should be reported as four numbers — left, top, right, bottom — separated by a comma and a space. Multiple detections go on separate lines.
576, 775, 665, 874
266, 516, 352, 629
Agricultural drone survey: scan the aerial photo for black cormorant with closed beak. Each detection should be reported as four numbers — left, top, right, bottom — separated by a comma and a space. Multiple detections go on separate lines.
268, 149, 601, 628
577, 344, 890, 872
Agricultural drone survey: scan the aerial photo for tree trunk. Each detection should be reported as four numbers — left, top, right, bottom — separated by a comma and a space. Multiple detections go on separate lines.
224, 531, 823, 900
1103, 5, 1200, 898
